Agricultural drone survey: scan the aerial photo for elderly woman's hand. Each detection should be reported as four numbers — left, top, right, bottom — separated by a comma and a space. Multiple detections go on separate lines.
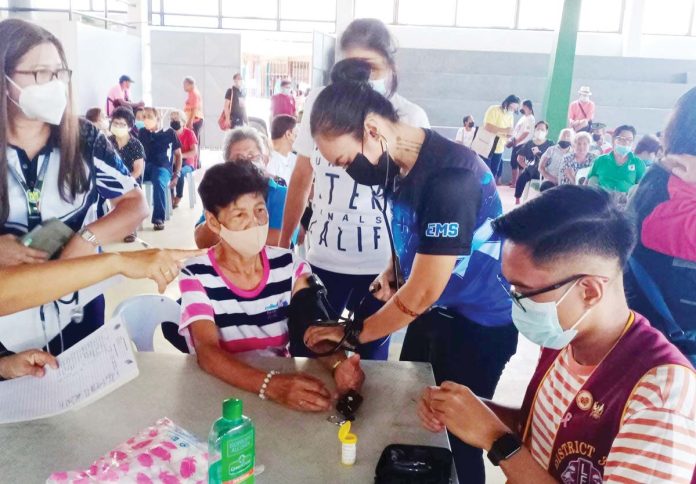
333, 354, 365, 394
265, 373, 333, 412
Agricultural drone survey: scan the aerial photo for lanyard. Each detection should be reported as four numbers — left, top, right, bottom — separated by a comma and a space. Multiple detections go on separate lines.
8, 151, 51, 231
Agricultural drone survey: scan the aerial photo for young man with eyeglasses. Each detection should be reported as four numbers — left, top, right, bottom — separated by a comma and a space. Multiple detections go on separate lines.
418, 186, 695, 483
588, 125, 646, 193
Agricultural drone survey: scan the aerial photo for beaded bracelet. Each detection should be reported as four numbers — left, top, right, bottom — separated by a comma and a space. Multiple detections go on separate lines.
258, 370, 279, 400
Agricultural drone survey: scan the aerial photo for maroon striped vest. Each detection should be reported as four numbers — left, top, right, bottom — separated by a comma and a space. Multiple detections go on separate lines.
519, 313, 693, 483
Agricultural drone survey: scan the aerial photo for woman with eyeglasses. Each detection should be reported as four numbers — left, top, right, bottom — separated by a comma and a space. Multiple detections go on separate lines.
194, 127, 290, 249
0, 19, 147, 355
302, 58, 517, 483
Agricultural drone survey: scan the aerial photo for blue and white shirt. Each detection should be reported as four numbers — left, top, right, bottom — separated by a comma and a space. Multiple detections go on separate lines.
388, 129, 512, 327
3, 119, 138, 236
0, 119, 139, 353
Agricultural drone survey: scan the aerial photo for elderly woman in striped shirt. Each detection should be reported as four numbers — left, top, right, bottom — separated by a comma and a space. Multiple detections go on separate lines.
179, 161, 363, 412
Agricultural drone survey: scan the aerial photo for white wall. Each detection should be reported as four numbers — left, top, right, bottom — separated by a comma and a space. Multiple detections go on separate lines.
74, 23, 142, 114
150, 29, 242, 149
32, 20, 142, 115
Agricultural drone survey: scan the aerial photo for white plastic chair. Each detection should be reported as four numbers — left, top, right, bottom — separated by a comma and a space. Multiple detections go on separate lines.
112, 294, 181, 352
186, 170, 197, 209
143, 181, 173, 221
575, 167, 591, 185
522, 178, 543, 203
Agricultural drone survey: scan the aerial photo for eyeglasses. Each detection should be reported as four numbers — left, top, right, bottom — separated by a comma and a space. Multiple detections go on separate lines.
497, 273, 588, 313
13, 68, 72, 85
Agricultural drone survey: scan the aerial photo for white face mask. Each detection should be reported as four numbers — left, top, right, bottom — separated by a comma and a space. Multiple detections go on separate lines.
511, 280, 593, 350
219, 223, 268, 258
369, 78, 388, 96
6, 76, 68, 125
580, 95, 590, 102
534, 130, 547, 141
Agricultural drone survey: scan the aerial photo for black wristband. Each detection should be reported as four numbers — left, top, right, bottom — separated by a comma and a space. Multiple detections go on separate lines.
344, 316, 364, 349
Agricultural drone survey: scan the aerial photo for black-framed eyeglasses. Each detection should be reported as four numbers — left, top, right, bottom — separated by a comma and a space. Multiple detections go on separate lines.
13, 68, 72, 85
497, 273, 588, 313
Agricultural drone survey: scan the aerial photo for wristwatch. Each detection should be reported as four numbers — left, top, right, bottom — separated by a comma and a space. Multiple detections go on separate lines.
78, 227, 99, 247
487, 433, 522, 466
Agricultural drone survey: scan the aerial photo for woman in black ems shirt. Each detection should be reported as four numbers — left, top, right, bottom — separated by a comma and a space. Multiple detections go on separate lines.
303, 59, 517, 483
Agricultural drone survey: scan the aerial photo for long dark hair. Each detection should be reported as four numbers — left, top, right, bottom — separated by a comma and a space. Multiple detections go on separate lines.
339, 18, 399, 97
0, 18, 87, 225
502, 95, 521, 110
664, 86, 696, 156
310, 58, 399, 141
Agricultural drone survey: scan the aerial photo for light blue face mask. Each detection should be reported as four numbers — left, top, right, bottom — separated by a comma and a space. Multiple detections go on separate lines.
135, 120, 145, 129
369, 78, 388, 96
614, 144, 632, 157
511, 280, 593, 350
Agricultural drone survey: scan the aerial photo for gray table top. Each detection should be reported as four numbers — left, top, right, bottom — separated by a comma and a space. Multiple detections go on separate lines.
0, 352, 454, 483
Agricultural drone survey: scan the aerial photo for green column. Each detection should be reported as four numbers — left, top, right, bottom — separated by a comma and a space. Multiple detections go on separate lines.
543, 0, 583, 140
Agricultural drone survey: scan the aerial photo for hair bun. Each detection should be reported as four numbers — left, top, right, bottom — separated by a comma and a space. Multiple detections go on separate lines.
330, 58, 372, 86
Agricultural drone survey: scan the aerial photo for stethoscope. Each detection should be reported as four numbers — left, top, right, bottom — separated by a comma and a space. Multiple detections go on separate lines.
39, 291, 83, 356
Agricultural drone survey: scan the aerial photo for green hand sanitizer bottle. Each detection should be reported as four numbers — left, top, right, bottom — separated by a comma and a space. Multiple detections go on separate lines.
208, 398, 255, 484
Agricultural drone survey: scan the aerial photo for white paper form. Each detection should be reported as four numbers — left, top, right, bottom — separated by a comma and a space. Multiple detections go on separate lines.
0, 316, 139, 424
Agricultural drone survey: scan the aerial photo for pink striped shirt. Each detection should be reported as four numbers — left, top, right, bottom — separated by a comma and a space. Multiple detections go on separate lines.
178, 247, 310, 357
529, 347, 696, 483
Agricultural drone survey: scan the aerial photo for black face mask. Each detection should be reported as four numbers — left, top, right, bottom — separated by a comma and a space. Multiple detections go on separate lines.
466, 122, 475, 128
346, 150, 396, 187
592, 133, 602, 142
170, 121, 182, 131
558, 140, 571, 149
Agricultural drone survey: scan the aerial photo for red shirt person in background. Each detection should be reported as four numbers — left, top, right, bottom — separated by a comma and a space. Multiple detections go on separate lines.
170, 110, 198, 209
270, 79, 296, 121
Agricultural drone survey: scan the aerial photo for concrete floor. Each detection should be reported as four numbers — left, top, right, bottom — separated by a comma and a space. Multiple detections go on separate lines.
102, 152, 536, 483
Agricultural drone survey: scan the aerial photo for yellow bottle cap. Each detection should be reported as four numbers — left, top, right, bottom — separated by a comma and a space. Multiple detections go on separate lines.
338, 421, 358, 444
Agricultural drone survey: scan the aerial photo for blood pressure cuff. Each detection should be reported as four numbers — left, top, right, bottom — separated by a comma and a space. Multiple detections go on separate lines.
288, 284, 331, 357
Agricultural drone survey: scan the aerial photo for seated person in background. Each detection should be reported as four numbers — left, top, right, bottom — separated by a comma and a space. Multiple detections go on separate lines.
588, 125, 646, 194
109, 106, 145, 181
568, 86, 594, 132
267, 114, 298, 184
589, 123, 612, 157
169, 109, 198, 209
509, 99, 536, 188
455, 115, 476, 147
139, 107, 182, 231
539, 128, 573, 191
418, 186, 696, 483
0, 248, 203, 380
514, 121, 554, 204
180, 162, 362, 411
85, 107, 109, 134
194, 127, 291, 249
109, 107, 146, 242
634, 134, 661, 167
626, 87, 696, 365
106, 74, 143, 116
133, 106, 145, 134
558, 132, 595, 185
